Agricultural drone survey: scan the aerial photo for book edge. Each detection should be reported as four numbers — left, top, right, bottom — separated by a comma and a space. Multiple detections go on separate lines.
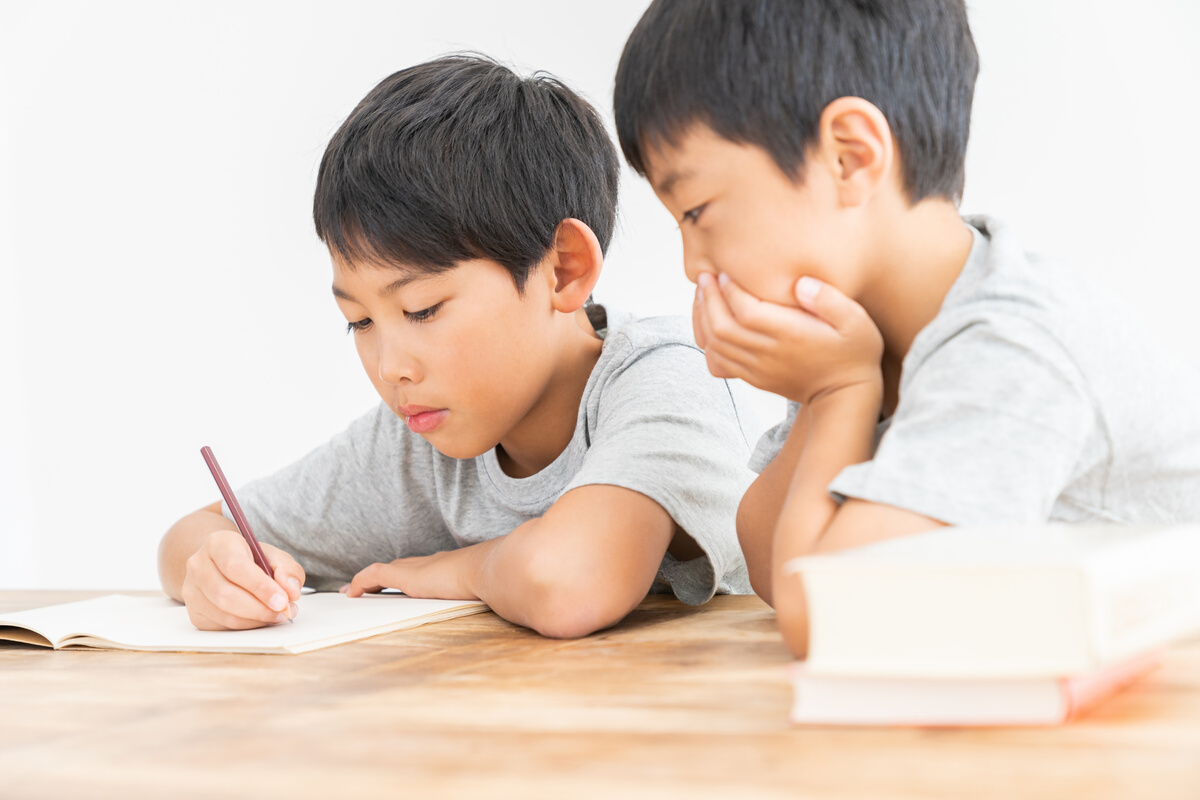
53, 602, 490, 655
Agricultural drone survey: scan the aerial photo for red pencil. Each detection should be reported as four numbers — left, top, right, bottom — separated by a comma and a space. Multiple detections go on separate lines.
200, 445, 275, 580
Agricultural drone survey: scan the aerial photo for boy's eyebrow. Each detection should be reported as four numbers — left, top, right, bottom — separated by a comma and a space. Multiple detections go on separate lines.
331, 273, 431, 302
654, 168, 694, 197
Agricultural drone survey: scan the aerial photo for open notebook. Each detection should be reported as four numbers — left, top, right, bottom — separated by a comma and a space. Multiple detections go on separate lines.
0, 593, 488, 654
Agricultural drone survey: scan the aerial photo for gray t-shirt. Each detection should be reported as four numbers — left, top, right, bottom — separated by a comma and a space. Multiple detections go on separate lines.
750, 216, 1200, 525
226, 310, 755, 603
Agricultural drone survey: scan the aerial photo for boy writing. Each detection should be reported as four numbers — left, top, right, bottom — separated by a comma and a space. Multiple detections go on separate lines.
613, 0, 1200, 656
159, 55, 753, 638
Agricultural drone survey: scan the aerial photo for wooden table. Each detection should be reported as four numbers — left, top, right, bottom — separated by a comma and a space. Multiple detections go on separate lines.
2, 591, 1198, 799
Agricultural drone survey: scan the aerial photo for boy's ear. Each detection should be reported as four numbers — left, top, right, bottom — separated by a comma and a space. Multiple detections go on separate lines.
816, 97, 896, 208
544, 218, 603, 313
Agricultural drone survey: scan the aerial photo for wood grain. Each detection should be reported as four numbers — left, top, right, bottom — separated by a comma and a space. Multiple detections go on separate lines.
2, 591, 1198, 799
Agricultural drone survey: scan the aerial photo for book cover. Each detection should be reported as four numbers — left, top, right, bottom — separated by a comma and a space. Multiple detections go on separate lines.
786, 524, 1200, 677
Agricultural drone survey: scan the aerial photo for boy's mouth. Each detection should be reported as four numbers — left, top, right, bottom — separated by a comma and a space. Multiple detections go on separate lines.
398, 404, 449, 434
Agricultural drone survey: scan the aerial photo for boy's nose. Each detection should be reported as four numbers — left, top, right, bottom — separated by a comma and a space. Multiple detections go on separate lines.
679, 236, 712, 285
377, 341, 421, 385
682, 251, 713, 285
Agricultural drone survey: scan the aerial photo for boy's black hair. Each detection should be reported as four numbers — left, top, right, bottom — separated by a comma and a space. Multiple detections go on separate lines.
614, 0, 979, 203
315, 54, 619, 290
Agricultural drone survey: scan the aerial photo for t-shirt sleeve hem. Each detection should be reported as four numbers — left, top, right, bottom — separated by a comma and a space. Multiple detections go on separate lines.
829, 465, 1043, 527
748, 401, 801, 474
657, 552, 721, 606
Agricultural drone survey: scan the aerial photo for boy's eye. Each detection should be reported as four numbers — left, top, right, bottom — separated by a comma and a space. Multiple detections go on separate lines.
346, 318, 373, 334
405, 302, 444, 323
681, 204, 706, 225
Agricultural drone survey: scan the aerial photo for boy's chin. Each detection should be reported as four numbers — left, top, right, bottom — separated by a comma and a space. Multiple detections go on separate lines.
423, 433, 496, 462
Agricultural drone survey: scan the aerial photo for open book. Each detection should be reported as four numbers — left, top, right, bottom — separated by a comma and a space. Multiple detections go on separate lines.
0, 592, 488, 654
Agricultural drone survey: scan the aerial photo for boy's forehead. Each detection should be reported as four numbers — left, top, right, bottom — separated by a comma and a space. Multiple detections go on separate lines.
643, 125, 732, 196
643, 141, 693, 196
330, 255, 450, 300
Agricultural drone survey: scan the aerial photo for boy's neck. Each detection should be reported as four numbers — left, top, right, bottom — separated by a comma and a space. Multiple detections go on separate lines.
495, 308, 604, 479
855, 199, 974, 415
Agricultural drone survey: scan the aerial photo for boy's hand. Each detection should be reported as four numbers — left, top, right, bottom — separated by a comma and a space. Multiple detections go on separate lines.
341, 549, 484, 600
181, 529, 305, 630
694, 272, 884, 405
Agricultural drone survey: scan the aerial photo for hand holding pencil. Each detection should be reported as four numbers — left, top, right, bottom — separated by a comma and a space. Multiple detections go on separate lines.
176, 447, 306, 631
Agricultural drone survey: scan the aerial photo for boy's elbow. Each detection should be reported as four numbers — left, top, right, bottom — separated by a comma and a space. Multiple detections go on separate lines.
517, 556, 637, 639
526, 602, 617, 640
775, 598, 810, 659
745, 571, 773, 608
736, 496, 774, 605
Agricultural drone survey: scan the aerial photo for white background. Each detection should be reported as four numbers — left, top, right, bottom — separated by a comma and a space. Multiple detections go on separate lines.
2, 1, 1197, 590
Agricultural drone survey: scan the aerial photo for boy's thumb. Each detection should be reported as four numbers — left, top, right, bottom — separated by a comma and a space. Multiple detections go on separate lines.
794, 276, 852, 329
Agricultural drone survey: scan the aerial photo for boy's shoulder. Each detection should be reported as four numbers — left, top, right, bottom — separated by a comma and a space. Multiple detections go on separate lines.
907, 215, 1132, 381
588, 309, 730, 399
588, 308, 708, 380
941, 216, 1086, 325
597, 308, 698, 354
829, 214, 1200, 526
585, 306, 751, 440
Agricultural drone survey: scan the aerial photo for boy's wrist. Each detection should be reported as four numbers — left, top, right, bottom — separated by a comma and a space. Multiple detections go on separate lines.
773, 378, 882, 561
807, 376, 884, 419
460, 536, 504, 601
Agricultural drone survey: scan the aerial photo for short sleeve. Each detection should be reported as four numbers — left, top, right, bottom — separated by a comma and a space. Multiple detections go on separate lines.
749, 400, 801, 473
225, 403, 455, 590
829, 320, 1099, 525
563, 340, 755, 604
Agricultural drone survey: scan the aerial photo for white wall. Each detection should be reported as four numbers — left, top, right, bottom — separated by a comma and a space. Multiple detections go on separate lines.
2, 1, 1197, 590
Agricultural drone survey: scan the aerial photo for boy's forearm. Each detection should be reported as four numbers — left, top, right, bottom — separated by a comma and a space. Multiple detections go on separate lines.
364, 527, 626, 638
464, 522, 561, 631
737, 409, 810, 603
158, 507, 231, 602
464, 486, 671, 639
771, 384, 881, 655
465, 518, 637, 639
345, 485, 670, 639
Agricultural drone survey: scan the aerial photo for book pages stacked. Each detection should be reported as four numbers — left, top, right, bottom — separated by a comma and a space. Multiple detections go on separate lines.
785, 524, 1200, 726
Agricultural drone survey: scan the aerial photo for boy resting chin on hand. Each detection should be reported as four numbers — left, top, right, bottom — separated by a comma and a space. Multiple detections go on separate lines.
614, 0, 1200, 656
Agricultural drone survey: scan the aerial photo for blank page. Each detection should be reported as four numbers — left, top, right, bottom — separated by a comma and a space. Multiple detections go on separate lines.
0, 593, 487, 654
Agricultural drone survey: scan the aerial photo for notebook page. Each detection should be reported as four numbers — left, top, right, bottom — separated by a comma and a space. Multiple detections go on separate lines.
2, 593, 486, 653
1, 594, 140, 646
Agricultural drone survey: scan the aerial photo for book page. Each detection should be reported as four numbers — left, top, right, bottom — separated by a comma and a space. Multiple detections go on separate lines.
0, 593, 487, 654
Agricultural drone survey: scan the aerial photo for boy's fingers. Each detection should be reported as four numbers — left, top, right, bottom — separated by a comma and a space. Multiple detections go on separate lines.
187, 600, 282, 631
698, 275, 751, 348
719, 274, 822, 338
344, 562, 395, 597
186, 556, 285, 627
697, 313, 768, 380
793, 276, 868, 332
703, 343, 751, 382
209, 531, 292, 615
716, 273, 774, 327
264, 545, 305, 602
695, 287, 778, 376
692, 286, 707, 349
274, 569, 303, 603
701, 274, 778, 351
